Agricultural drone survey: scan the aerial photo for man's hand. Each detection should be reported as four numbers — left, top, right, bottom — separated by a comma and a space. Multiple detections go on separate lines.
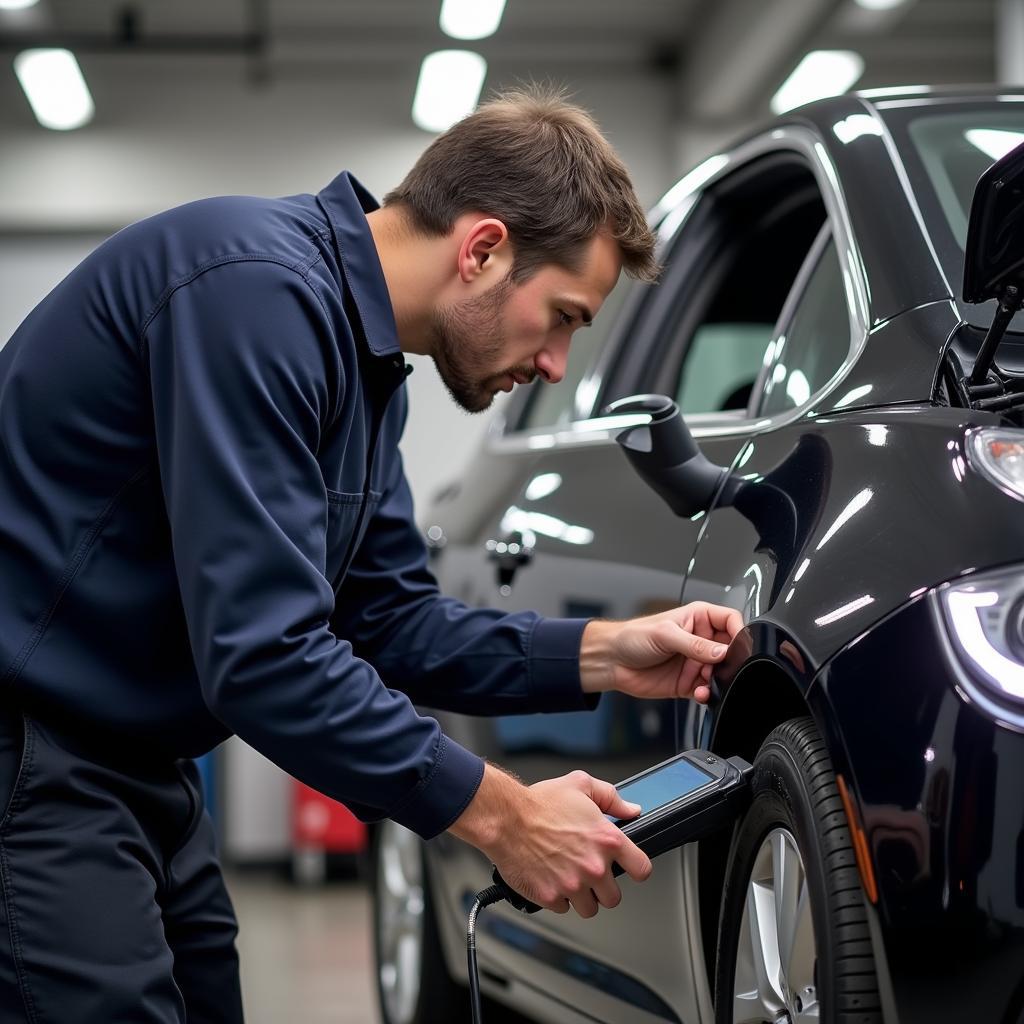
449, 764, 651, 917
579, 602, 745, 704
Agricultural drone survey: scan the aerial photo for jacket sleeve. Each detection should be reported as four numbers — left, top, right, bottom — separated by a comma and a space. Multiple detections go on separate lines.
331, 411, 598, 715
143, 258, 484, 838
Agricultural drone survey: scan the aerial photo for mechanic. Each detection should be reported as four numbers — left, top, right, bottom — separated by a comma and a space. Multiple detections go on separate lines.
0, 88, 742, 1022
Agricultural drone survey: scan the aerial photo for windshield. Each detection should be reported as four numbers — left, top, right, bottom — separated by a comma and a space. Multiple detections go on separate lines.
887, 101, 1024, 328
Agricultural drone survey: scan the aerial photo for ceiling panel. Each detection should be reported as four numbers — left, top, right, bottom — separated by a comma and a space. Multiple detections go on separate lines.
0, 0, 1003, 125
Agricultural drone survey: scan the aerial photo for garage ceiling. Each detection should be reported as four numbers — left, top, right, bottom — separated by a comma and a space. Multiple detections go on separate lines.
0, 0, 1000, 125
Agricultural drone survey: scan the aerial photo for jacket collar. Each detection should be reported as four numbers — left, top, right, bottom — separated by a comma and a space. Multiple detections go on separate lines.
316, 171, 402, 360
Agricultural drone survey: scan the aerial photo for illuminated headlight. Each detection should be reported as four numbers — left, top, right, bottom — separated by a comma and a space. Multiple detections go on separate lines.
967, 428, 1024, 500
939, 568, 1024, 705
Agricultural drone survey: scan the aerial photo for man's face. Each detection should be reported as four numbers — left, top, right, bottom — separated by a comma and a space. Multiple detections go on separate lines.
430, 232, 623, 413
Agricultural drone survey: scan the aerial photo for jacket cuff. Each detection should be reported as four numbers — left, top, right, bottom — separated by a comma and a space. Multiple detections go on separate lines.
389, 732, 486, 840
527, 617, 600, 712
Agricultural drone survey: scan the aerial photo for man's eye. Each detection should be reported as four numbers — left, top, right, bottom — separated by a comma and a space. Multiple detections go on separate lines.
557, 310, 575, 327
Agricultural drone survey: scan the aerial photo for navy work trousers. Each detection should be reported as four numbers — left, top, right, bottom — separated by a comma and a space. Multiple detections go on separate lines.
0, 708, 244, 1023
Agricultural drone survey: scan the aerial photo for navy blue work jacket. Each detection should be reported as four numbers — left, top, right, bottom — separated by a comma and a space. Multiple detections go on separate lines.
0, 172, 594, 838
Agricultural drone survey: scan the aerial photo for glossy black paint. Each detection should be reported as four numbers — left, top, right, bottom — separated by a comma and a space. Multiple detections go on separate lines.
411, 90, 1024, 1024
816, 595, 1024, 1024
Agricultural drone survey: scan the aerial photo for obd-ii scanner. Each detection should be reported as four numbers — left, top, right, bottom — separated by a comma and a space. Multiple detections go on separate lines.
466, 750, 754, 1023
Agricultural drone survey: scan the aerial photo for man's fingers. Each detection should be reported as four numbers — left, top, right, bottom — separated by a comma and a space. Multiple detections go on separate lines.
675, 655, 703, 696
658, 621, 728, 664
581, 774, 641, 820
591, 877, 623, 911
705, 605, 744, 642
568, 889, 599, 919
615, 836, 653, 884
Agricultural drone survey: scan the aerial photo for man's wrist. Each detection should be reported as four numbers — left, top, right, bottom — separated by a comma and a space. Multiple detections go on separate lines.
447, 762, 524, 854
579, 619, 619, 694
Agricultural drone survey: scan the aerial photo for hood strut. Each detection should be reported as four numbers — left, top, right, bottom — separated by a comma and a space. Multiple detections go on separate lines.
955, 283, 1024, 410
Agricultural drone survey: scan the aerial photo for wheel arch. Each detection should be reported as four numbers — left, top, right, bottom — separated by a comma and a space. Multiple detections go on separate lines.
696, 657, 819, 989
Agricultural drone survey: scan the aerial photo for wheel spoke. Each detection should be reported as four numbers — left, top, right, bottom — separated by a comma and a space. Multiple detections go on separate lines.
752, 877, 784, 1007
732, 882, 765, 1023
773, 830, 803, 994
785, 877, 818, 1006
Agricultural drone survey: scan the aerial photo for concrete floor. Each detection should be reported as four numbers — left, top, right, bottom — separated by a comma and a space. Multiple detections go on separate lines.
227, 872, 378, 1024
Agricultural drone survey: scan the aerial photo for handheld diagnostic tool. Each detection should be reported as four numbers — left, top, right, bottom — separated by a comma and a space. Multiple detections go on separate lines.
492, 749, 753, 913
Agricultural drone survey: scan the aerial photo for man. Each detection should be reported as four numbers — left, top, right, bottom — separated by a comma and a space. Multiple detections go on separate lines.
0, 88, 741, 1022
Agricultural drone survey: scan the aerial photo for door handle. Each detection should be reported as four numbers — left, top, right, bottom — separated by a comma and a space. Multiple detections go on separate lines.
485, 531, 535, 594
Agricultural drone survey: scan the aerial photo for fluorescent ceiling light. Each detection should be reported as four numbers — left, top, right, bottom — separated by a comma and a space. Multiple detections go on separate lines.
14, 48, 94, 130
965, 128, 1024, 162
854, 0, 907, 9
440, 0, 506, 40
771, 50, 865, 115
412, 50, 486, 133
0, 0, 40, 8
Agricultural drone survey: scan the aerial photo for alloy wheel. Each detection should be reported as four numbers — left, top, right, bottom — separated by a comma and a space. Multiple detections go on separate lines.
732, 827, 820, 1023
376, 820, 427, 1024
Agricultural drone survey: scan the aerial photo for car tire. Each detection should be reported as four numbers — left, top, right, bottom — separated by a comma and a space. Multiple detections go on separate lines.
372, 819, 465, 1024
714, 717, 882, 1024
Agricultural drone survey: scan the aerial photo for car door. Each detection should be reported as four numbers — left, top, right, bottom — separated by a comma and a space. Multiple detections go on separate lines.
426, 129, 857, 1024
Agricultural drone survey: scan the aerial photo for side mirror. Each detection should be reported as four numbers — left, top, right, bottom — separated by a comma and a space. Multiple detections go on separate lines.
605, 394, 730, 517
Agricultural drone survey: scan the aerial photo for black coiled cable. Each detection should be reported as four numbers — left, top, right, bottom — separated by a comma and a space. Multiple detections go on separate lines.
467, 884, 507, 1024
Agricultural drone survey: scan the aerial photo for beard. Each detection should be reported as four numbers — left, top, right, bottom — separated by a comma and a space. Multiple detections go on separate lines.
430, 276, 536, 413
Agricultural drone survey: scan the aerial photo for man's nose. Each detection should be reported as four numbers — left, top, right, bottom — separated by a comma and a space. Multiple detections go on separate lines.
534, 338, 570, 384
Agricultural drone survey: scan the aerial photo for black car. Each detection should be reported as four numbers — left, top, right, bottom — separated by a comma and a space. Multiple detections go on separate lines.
371, 88, 1024, 1024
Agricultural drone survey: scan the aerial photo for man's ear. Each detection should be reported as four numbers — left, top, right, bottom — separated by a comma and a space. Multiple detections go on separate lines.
457, 218, 511, 283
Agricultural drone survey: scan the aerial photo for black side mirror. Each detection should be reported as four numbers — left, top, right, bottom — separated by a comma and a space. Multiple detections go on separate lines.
605, 394, 730, 517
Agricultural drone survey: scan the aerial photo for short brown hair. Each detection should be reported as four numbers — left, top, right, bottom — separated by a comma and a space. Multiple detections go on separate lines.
383, 86, 659, 283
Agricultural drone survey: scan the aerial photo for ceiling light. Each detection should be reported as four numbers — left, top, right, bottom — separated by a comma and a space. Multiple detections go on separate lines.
771, 50, 865, 115
14, 48, 94, 130
965, 129, 1024, 162
412, 50, 486, 133
0, 0, 40, 8
853, 0, 907, 9
440, 0, 506, 40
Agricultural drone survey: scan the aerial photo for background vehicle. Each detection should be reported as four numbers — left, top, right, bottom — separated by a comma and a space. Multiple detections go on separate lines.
373, 88, 1024, 1024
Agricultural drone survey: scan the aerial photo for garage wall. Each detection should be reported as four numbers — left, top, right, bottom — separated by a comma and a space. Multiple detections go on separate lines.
0, 62, 675, 518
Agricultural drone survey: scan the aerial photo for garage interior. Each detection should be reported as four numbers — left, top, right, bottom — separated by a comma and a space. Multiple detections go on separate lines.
0, 2, 1019, 1023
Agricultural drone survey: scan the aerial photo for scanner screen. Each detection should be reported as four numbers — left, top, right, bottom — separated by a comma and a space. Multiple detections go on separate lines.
617, 758, 714, 815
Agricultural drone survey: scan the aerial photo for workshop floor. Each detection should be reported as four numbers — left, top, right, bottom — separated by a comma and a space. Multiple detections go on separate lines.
227, 871, 378, 1024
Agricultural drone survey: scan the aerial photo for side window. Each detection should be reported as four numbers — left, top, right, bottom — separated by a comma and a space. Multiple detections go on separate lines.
516, 275, 632, 431
648, 159, 829, 418
758, 233, 849, 417
676, 324, 772, 414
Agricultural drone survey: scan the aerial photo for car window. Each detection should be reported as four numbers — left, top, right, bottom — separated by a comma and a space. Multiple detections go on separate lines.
757, 234, 850, 417
515, 274, 632, 431
623, 155, 828, 420
675, 323, 772, 414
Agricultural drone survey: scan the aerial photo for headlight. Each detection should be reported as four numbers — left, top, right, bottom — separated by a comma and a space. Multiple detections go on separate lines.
939, 566, 1024, 707
967, 428, 1024, 500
